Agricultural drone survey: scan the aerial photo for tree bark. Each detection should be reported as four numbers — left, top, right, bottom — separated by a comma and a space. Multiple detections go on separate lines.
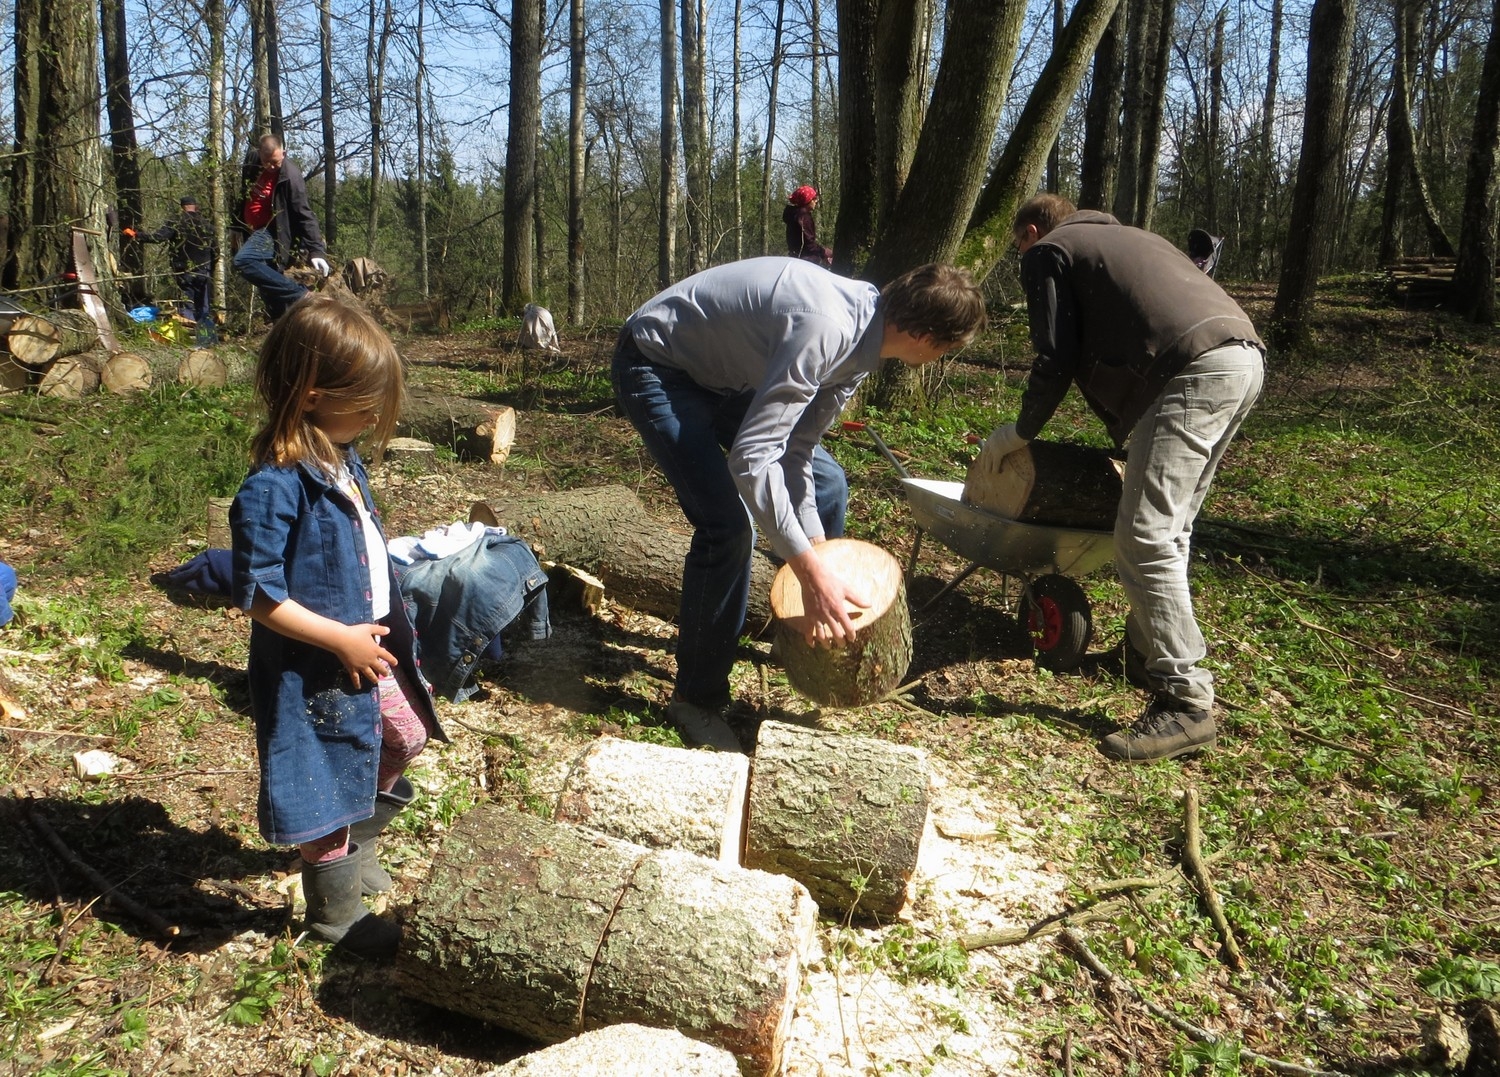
758, 0, 785, 258
834, 0, 881, 268
872, 0, 929, 239
100, 0, 145, 305
395, 805, 817, 1076
744, 720, 930, 920
415, 0, 429, 297
1206, 5, 1225, 234
8, 0, 42, 289
250, 0, 272, 136
769, 538, 912, 708
366, 0, 394, 258
1450, 0, 1500, 324
680, 0, 709, 275
396, 390, 515, 463
963, 439, 1123, 529
206, 0, 228, 315
503, 0, 540, 310
319, 0, 337, 250
567, 0, 586, 323
732, 0, 744, 260
1249, 0, 1282, 276
470, 485, 784, 630
555, 737, 750, 864
1381, 0, 1454, 263
8, 311, 100, 367
659, 0, 680, 284
37, 348, 105, 399
1271, 0, 1356, 351
1132, 0, 1175, 230
1078, 0, 1125, 211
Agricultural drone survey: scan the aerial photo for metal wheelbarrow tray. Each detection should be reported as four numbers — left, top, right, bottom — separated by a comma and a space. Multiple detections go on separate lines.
900, 477, 1116, 672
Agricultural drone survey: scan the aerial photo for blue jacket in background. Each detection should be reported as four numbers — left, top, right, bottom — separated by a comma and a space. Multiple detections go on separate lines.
231, 450, 442, 846
396, 534, 550, 702
0, 561, 15, 627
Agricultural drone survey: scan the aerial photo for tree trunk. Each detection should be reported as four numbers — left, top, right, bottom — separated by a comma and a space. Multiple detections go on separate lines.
206, 0, 228, 316
810, 0, 824, 191
1047, 0, 1064, 193
567, 0, 586, 323
1206, 5, 1225, 234
872, 0, 929, 241
732, 0, 744, 260
769, 538, 912, 708
415, 0, 429, 297
1133, 0, 1174, 230
1078, 0, 1125, 211
758, 0, 785, 258
658, 0, 680, 285
554, 737, 750, 864
265, 0, 284, 138
834, 0, 880, 268
963, 438, 1123, 529
37, 348, 105, 399
680, 0, 709, 275
1382, 0, 1454, 263
1111, 0, 1153, 225
1271, 0, 1356, 351
100, 351, 151, 394
366, 0, 394, 258
318, 0, 337, 250
469, 484, 784, 631
8, 311, 99, 367
862, 0, 1028, 284
503, 0, 541, 309
396, 390, 515, 463
177, 348, 231, 388
1250, 0, 1282, 276
8, 0, 41, 288
100, 0, 145, 305
395, 806, 817, 1076
1450, 0, 1500, 324
957, 0, 1121, 278
744, 720, 930, 920
250, 0, 272, 136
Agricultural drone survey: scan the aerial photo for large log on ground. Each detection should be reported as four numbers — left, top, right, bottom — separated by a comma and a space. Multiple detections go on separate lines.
396, 804, 816, 1076
745, 720, 929, 920
101, 352, 152, 394
554, 737, 749, 864
176, 348, 228, 388
37, 349, 105, 399
770, 538, 911, 707
8, 310, 100, 368
963, 438, 1123, 529
471, 485, 781, 631
480, 1024, 741, 1077
398, 389, 516, 463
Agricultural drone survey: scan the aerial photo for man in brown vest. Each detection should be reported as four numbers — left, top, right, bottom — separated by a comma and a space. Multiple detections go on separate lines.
981, 194, 1264, 762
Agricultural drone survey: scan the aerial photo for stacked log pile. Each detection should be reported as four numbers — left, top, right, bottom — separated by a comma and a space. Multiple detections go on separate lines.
1387, 256, 1500, 310
2, 310, 232, 397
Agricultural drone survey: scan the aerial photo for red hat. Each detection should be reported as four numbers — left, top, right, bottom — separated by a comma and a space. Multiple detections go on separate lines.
788, 185, 818, 207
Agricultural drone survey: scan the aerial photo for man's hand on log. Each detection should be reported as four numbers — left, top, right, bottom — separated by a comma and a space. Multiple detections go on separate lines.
788, 547, 870, 647
975, 422, 1028, 473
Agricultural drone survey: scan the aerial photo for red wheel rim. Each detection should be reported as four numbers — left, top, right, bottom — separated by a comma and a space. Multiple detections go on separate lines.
1027, 597, 1063, 650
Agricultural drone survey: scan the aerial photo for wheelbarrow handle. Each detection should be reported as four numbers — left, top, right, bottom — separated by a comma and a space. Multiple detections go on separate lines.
843, 421, 910, 479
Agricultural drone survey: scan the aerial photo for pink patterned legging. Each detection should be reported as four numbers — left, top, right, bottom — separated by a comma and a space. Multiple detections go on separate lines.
300, 665, 429, 864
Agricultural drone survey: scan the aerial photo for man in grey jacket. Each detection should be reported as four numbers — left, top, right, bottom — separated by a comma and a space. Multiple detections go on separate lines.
615, 257, 986, 751
982, 194, 1264, 762
232, 133, 330, 319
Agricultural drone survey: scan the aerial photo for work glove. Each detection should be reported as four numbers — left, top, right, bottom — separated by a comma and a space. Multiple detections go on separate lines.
982, 422, 1028, 460
311, 256, 331, 277
120, 227, 137, 240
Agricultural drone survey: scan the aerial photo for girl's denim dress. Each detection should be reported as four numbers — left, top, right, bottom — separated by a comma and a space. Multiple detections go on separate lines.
230, 449, 442, 845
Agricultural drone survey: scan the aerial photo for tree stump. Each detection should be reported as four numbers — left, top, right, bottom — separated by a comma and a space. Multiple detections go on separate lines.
471, 485, 782, 631
554, 737, 750, 864
963, 438, 1123, 529
206, 497, 234, 550
37, 349, 105, 399
399, 389, 517, 462
769, 538, 912, 707
176, 349, 228, 389
101, 352, 152, 394
479, 1024, 740, 1077
744, 720, 930, 920
382, 436, 440, 471
395, 805, 816, 1077
7, 310, 99, 368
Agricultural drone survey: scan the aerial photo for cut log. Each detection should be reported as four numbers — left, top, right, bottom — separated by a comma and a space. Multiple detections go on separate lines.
176, 348, 227, 389
8, 310, 100, 368
554, 737, 750, 864
479, 1024, 741, 1077
382, 436, 440, 471
745, 720, 930, 920
0, 355, 32, 394
206, 497, 234, 550
100, 351, 152, 395
770, 538, 911, 707
395, 805, 816, 1077
963, 438, 1123, 529
37, 349, 105, 399
398, 389, 515, 462
470, 485, 782, 631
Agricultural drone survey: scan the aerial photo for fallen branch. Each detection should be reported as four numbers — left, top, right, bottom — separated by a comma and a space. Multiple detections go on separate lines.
1182, 787, 1246, 972
1284, 724, 1380, 765
23, 807, 180, 938
1060, 928, 1354, 1077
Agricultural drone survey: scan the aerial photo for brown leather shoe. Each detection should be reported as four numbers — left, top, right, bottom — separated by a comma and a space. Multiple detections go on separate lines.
1100, 693, 1217, 761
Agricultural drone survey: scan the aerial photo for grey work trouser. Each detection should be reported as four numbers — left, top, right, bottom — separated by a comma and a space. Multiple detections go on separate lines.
1117, 341, 1265, 711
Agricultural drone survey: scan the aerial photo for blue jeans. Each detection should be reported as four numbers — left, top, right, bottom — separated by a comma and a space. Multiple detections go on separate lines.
232, 228, 306, 319
178, 272, 216, 343
613, 337, 848, 708
1116, 342, 1264, 711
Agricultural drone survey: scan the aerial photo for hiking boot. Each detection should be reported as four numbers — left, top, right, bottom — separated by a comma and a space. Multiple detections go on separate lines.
1100, 693, 1217, 762
665, 699, 744, 752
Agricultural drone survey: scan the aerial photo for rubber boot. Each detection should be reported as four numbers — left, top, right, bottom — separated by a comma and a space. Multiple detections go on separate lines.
300, 844, 401, 961
347, 776, 415, 895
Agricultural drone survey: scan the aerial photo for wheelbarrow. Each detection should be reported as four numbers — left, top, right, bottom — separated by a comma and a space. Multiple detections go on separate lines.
851, 423, 1115, 672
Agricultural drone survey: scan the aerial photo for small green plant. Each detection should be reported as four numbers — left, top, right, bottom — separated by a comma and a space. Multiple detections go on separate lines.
223, 939, 299, 1026
1417, 955, 1500, 1000
1170, 1036, 1241, 1075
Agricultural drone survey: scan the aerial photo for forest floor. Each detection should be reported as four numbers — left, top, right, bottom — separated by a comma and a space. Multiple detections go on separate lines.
0, 274, 1497, 1077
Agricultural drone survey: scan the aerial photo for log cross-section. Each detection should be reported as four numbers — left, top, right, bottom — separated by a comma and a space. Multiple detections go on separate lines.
963, 438, 1123, 529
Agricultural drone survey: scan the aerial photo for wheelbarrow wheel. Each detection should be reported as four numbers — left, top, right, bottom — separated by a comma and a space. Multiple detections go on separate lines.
1018, 574, 1093, 672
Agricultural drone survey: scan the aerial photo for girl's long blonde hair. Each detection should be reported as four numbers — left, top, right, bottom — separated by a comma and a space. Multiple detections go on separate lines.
250, 295, 404, 470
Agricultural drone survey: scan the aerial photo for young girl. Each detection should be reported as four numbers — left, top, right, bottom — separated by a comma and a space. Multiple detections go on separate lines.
230, 295, 442, 960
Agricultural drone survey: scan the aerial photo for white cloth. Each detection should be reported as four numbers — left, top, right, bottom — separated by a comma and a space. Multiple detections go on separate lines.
338, 468, 391, 619
388, 521, 508, 565
521, 303, 561, 353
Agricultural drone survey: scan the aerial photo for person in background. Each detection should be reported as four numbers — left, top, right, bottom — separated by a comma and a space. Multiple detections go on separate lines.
230, 295, 443, 960
783, 186, 833, 267
614, 257, 986, 751
0, 560, 15, 627
981, 193, 1264, 763
232, 133, 330, 320
124, 196, 217, 345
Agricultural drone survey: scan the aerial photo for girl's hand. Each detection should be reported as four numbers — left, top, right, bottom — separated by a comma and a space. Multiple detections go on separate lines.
335, 623, 397, 687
